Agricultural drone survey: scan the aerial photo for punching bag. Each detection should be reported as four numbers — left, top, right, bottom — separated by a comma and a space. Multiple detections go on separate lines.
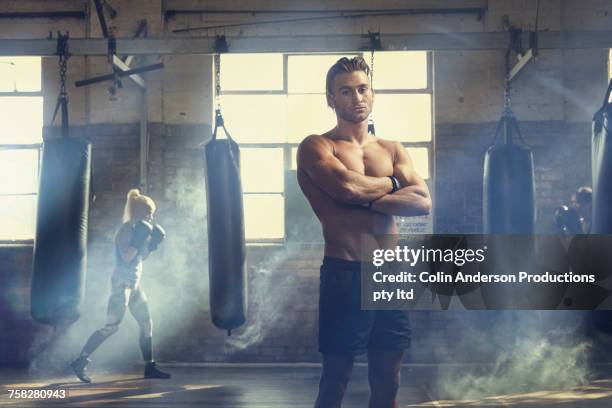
589, 79, 612, 333
482, 111, 536, 309
204, 109, 247, 334
31, 137, 91, 325
483, 112, 535, 234
591, 79, 612, 234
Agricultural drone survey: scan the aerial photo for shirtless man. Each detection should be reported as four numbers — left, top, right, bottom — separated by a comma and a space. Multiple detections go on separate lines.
297, 57, 432, 408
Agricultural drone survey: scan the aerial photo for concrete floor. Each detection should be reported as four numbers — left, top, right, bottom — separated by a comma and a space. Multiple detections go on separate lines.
1, 365, 612, 407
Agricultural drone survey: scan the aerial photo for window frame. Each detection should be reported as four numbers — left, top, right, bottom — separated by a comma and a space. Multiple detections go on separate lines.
0, 142, 42, 244
0, 66, 43, 244
222, 52, 434, 244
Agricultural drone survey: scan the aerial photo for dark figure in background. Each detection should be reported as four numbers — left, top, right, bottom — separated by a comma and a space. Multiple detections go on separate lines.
555, 186, 592, 235
555, 205, 582, 235
571, 186, 592, 234
297, 57, 432, 408
71, 189, 171, 383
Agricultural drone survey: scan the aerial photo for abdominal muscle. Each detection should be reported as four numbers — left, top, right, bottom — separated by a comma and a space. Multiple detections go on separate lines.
297, 169, 398, 261
321, 211, 398, 261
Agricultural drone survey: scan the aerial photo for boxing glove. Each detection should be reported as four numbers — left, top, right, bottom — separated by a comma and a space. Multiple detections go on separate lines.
554, 205, 582, 234
131, 220, 153, 252
148, 224, 166, 252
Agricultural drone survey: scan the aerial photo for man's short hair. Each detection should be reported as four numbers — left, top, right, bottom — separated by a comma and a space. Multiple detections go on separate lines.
325, 56, 371, 105
574, 186, 592, 204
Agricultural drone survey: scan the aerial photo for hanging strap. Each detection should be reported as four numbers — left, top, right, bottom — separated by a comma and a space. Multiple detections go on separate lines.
211, 108, 235, 142
490, 114, 506, 146
490, 111, 527, 147
509, 113, 527, 145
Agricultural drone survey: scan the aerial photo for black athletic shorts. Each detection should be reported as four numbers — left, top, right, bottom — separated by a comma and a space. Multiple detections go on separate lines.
318, 256, 411, 355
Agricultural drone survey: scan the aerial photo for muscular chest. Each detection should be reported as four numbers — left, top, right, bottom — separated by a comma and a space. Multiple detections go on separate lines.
333, 141, 393, 177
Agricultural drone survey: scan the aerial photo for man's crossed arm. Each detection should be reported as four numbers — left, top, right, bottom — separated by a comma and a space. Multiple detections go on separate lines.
297, 135, 431, 217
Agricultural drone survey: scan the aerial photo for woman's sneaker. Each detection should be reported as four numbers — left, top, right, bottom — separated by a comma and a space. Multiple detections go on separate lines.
144, 361, 171, 379
70, 356, 92, 383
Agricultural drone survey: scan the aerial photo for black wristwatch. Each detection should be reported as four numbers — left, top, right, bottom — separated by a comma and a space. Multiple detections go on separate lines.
389, 176, 400, 193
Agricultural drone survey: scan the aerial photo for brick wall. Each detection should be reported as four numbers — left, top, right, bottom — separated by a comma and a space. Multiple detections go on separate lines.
0, 117, 596, 366
0, 0, 610, 366
435, 121, 592, 234
0, 246, 52, 366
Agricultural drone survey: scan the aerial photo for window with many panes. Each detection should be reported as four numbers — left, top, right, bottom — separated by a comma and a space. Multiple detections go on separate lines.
0, 57, 43, 241
220, 52, 433, 243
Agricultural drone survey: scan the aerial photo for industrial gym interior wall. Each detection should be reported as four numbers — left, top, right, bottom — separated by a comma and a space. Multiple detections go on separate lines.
1, 0, 611, 366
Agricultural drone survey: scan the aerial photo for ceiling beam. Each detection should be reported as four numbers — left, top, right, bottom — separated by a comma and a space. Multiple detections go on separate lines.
1, 31, 612, 56
0, 11, 85, 19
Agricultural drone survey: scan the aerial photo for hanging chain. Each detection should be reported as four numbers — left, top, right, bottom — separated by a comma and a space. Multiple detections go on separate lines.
503, 47, 511, 114
214, 54, 221, 111
368, 50, 376, 135
55, 34, 71, 137
58, 36, 69, 97
370, 49, 375, 89
59, 56, 67, 96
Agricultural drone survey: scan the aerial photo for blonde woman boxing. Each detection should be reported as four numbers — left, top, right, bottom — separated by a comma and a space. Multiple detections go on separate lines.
71, 189, 170, 382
